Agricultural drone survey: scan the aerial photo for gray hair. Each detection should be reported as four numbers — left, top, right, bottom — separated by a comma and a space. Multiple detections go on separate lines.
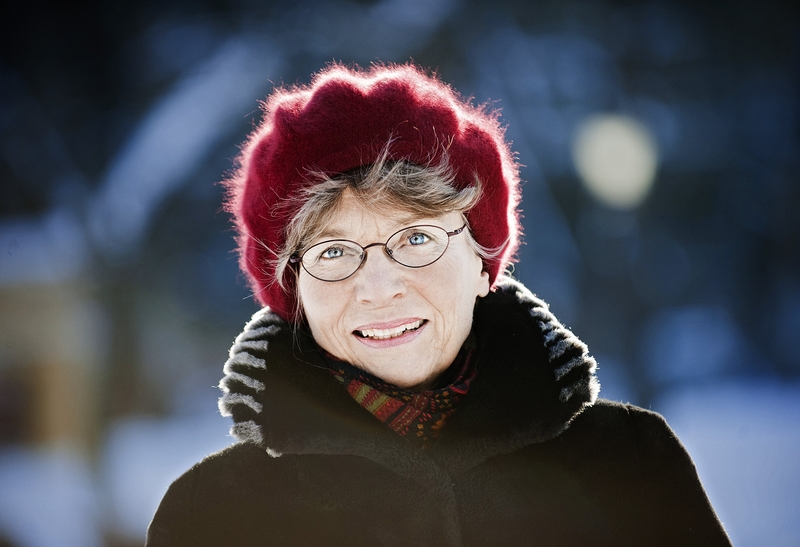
274, 152, 500, 292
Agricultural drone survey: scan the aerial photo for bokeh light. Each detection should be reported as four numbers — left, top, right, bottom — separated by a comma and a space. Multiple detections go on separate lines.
572, 114, 659, 210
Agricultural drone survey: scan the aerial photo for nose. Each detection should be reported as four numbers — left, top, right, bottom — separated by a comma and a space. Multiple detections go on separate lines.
353, 245, 406, 305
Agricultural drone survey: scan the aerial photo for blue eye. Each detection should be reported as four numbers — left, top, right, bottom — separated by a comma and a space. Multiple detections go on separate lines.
408, 232, 430, 245
321, 246, 345, 259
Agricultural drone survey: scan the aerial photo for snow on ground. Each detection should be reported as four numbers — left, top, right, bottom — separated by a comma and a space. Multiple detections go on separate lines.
655, 379, 800, 547
101, 412, 233, 542
0, 446, 101, 547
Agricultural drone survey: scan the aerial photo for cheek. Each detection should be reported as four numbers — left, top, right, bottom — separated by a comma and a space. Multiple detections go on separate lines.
429, 253, 485, 322
298, 276, 331, 330
298, 275, 352, 349
454, 248, 490, 299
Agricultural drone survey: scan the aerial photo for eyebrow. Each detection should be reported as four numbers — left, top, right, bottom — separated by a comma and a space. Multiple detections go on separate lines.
315, 215, 448, 241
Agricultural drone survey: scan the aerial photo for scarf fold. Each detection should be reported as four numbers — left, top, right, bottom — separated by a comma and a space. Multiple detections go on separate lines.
321, 338, 478, 448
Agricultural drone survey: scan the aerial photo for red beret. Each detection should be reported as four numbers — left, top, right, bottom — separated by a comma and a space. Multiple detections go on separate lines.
225, 63, 521, 321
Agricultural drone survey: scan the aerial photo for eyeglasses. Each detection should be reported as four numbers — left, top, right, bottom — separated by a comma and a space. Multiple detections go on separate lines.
290, 223, 467, 282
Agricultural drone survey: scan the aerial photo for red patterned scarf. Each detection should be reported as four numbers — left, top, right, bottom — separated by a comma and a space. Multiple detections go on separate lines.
322, 338, 478, 448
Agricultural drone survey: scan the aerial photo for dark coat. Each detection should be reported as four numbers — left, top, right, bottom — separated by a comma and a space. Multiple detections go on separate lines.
146, 278, 732, 546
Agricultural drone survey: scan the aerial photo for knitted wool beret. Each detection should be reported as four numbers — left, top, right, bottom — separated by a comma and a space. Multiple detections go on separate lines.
226, 63, 521, 321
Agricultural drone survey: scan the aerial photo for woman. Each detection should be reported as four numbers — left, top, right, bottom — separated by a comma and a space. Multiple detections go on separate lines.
146, 64, 732, 546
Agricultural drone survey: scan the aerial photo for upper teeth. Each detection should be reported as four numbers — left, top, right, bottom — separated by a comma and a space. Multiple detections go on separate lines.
359, 320, 423, 340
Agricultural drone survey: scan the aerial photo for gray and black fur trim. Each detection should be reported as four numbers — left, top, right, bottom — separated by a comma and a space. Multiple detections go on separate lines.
218, 276, 599, 469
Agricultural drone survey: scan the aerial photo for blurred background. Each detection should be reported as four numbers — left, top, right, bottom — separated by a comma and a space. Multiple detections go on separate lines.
0, 0, 797, 545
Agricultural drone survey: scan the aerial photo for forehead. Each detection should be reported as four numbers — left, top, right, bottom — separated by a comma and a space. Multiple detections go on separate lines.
317, 192, 456, 240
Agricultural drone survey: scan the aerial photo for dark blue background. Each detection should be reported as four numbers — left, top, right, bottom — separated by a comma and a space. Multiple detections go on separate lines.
0, 1, 797, 545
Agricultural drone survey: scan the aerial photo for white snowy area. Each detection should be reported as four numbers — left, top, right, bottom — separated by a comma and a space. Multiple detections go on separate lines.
655, 380, 800, 547
0, 447, 101, 547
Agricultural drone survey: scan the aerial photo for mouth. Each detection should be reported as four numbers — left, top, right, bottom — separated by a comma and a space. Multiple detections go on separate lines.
354, 319, 427, 340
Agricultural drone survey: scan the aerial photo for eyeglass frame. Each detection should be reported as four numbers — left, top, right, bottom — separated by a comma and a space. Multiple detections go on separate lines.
289, 222, 468, 282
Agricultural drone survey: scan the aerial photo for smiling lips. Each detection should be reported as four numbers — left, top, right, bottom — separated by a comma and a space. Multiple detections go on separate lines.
355, 319, 426, 341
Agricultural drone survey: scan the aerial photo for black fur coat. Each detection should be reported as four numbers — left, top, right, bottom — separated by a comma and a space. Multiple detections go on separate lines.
146, 277, 732, 546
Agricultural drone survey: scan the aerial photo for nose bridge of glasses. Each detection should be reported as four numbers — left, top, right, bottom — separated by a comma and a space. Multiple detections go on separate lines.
362, 241, 387, 252
361, 241, 396, 262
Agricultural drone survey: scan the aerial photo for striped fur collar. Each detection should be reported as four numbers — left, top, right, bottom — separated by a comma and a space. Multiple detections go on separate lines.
218, 276, 599, 476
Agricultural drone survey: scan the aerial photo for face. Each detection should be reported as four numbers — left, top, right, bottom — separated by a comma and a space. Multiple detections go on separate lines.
297, 191, 490, 390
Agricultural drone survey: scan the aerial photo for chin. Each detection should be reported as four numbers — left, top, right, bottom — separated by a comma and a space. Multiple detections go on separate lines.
392, 367, 441, 390
363, 361, 435, 390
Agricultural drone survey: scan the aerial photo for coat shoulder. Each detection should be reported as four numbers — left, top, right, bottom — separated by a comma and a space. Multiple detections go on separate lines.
569, 400, 691, 461
145, 442, 291, 546
551, 400, 732, 546
560, 399, 692, 467
160, 441, 307, 504
571, 399, 671, 433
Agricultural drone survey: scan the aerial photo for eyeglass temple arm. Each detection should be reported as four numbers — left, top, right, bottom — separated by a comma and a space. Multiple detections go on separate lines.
447, 223, 467, 236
